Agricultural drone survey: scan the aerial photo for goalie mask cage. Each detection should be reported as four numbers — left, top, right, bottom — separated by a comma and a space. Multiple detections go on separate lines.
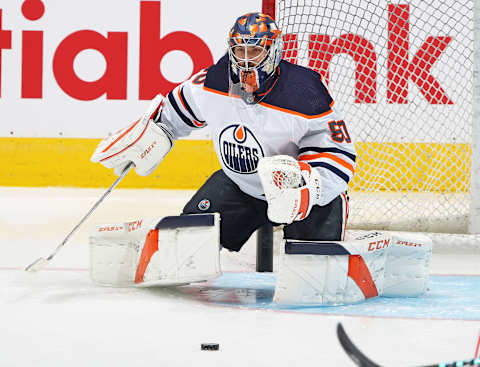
261, 0, 480, 243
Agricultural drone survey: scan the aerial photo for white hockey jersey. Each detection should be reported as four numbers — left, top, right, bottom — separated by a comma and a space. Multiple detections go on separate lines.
159, 54, 356, 206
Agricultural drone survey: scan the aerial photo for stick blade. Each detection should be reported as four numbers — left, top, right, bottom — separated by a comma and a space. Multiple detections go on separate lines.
25, 258, 49, 272
337, 323, 382, 367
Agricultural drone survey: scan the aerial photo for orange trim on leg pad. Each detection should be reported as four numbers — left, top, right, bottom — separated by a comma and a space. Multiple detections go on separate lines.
134, 229, 159, 284
347, 255, 378, 299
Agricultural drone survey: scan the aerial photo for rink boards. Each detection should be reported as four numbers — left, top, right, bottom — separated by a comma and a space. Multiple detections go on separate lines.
0, 137, 470, 192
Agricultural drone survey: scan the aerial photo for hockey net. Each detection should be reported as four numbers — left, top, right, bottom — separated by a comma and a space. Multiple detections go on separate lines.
262, 0, 479, 247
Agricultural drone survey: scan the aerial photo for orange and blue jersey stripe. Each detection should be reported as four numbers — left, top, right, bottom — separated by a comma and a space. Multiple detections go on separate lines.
167, 89, 205, 129
298, 147, 356, 184
178, 87, 205, 127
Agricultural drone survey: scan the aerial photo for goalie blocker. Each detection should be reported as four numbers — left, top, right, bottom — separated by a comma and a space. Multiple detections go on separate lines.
274, 231, 432, 305
89, 214, 221, 286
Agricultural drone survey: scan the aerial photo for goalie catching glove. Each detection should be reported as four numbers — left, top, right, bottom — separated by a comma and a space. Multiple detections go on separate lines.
258, 155, 322, 224
91, 95, 174, 176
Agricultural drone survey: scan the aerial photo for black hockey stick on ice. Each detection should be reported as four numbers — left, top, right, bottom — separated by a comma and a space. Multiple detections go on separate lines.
337, 323, 480, 367
25, 162, 134, 273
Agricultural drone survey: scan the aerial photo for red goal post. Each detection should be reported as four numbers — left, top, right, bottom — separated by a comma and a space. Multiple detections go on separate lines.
261, 0, 480, 239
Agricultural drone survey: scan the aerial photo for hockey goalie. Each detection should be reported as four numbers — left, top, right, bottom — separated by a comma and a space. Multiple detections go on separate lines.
89, 12, 431, 304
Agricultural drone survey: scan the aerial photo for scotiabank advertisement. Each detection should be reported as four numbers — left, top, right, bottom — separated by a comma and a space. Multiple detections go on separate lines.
0, 0, 260, 138
0, 0, 473, 143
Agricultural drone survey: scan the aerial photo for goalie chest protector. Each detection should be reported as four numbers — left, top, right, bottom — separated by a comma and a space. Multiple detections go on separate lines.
189, 55, 346, 201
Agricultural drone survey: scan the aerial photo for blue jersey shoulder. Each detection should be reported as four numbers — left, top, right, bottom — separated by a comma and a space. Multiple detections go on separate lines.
263, 61, 334, 116
204, 54, 229, 93
203, 55, 334, 116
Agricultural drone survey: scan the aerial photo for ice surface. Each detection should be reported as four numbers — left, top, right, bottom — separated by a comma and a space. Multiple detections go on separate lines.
1, 187, 479, 367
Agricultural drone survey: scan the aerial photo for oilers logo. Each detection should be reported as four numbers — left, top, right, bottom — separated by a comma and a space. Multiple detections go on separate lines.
198, 199, 210, 211
219, 124, 264, 174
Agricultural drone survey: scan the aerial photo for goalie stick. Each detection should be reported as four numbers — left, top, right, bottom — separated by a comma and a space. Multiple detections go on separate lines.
337, 323, 480, 367
25, 162, 134, 273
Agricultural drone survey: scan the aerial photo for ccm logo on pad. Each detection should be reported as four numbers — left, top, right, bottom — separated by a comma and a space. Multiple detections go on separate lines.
128, 220, 143, 232
368, 239, 390, 252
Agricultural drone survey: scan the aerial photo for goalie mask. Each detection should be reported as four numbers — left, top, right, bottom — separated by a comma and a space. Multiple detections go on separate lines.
228, 12, 283, 104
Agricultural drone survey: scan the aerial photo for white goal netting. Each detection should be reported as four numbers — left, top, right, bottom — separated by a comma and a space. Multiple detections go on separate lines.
272, 0, 475, 236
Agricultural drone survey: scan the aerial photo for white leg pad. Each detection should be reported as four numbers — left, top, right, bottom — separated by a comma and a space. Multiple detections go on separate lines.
89, 218, 154, 286
89, 214, 221, 287
273, 231, 432, 305
382, 232, 432, 297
